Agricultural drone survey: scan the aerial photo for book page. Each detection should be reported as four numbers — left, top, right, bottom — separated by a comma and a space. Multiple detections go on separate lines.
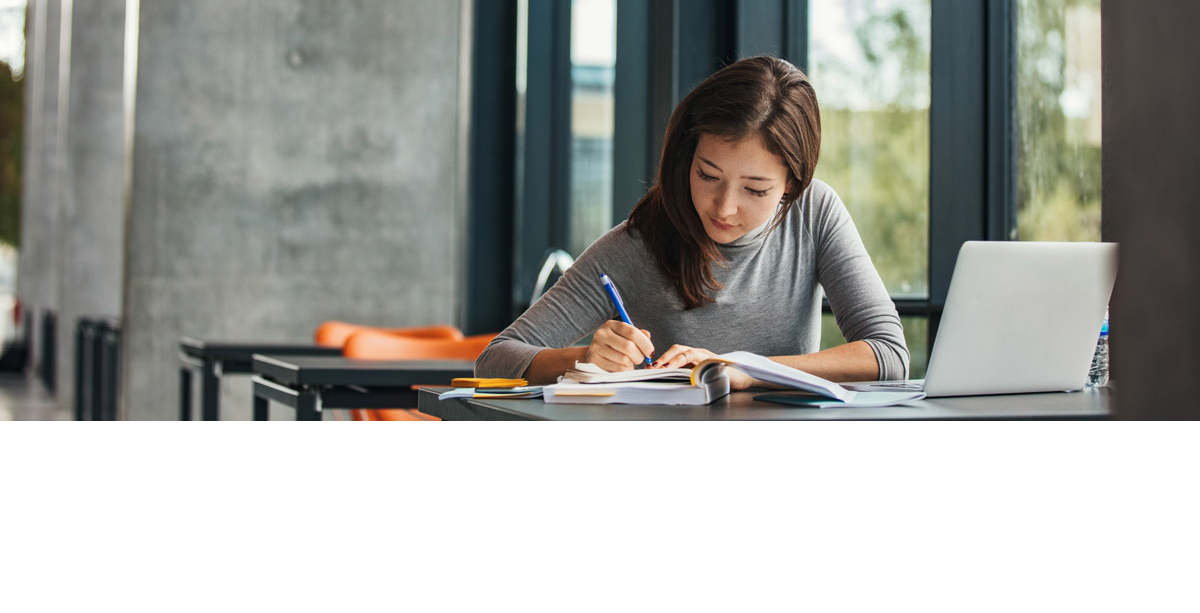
562, 361, 692, 384
696, 351, 855, 402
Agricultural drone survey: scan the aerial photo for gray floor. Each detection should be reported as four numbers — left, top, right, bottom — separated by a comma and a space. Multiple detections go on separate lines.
0, 370, 71, 421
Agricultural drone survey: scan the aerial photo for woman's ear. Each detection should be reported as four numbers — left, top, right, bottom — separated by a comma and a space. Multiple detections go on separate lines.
782, 181, 798, 203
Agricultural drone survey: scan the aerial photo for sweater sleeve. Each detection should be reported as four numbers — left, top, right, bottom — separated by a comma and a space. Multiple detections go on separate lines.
474, 225, 636, 378
807, 181, 911, 380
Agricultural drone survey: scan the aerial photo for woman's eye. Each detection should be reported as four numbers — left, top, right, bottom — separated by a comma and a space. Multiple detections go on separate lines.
697, 168, 718, 181
747, 187, 770, 197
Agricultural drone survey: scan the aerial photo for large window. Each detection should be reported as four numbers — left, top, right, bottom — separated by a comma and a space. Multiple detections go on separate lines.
480, 0, 1104, 361
1016, 0, 1101, 241
508, 0, 618, 313
809, 0, 931, 375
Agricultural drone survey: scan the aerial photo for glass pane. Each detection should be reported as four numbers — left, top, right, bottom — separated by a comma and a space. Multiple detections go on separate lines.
568, 0, 616, 257
821, 313, 928, 378
0, 0, 25, 78
808, 0, 931, 299
1016, 0, 1102, 241
0, 1, 23, 253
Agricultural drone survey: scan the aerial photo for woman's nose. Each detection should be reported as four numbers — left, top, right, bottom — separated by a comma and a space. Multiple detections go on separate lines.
713, 186, 737, 216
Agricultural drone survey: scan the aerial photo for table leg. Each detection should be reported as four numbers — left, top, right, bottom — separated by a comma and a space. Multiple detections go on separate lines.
253, 393, 269, 421
201, 359, 220, 421
296, 389, 321, 421
75, 327, 86, 421
102, 332, 120, 421
179, 367, 193, 421
90, 330, 103, 420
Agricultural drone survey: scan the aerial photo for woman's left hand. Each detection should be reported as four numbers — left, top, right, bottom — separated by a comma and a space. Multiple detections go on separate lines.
652, 345, 756, 390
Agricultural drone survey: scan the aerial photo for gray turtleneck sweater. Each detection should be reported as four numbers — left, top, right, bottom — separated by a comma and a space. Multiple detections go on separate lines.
475, 179, 910, 380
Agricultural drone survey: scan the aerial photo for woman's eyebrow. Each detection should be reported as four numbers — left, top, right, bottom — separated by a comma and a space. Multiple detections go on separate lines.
698, 155, 723, 172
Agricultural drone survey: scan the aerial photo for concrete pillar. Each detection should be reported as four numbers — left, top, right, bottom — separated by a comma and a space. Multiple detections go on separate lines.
122, 1, 471, 419
1103, 0, 1200, 418
54, 0, 127, 412
15, 0, 39, 322
17, 0, 63, 388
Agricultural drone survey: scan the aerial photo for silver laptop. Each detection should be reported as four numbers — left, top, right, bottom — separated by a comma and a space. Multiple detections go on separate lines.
852, 241, 1118, 397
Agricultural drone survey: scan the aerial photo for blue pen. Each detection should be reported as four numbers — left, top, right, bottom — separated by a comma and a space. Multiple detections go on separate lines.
600, 273, 654, 367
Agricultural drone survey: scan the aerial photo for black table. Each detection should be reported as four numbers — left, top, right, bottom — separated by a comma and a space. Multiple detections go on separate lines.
251, 355, 477, 421
179, 339, 343, 421
417, 386, 1112, 420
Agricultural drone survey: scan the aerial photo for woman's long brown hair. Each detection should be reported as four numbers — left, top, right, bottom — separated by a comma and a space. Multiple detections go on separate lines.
626, 56, 822, 309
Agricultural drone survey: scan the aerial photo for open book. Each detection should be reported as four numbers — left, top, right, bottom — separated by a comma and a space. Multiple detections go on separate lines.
543, 350, 856, 405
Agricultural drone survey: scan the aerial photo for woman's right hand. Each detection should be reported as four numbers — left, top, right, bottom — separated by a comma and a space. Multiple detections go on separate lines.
583, 320, 655, 372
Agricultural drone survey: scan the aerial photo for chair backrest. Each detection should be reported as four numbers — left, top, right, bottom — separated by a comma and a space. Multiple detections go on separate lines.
531, 248, 575, 306
342, 330, 497, 361
340, 329, 498, 421
314, 321, 463, 348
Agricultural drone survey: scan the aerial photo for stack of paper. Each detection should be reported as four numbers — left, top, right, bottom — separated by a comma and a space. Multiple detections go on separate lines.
543, 380, 727, 405
545, 360, 731, 405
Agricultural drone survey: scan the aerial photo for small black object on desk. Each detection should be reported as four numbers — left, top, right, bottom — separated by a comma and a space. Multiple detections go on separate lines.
251, 355, 477, 421
179, 338, 343, 421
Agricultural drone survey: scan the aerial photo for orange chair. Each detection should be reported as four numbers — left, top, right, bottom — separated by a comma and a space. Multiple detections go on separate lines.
314, 321, 464, 348
341, 329, 499, 421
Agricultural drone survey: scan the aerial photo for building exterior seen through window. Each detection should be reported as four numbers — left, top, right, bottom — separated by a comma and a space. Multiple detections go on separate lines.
568, 0, 616, 258
809, 0, 931, 301
1016, 0, 1101, 242
1, 0, 26, 251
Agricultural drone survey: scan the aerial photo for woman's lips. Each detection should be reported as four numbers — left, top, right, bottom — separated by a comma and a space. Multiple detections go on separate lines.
710, 217, 735, 230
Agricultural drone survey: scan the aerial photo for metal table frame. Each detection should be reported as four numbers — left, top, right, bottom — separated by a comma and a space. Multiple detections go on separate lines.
178, 339, 343, 421
250, 355, 477, 421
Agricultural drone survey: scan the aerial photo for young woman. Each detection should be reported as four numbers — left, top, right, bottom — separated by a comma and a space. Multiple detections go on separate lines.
476, 56, 909, 389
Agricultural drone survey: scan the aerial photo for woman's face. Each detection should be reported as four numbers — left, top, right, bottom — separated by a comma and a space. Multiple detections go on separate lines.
689, 133, 792, 244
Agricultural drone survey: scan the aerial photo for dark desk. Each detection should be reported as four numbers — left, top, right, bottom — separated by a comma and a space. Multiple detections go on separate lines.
418, 386, 1111, 420
178, 339, 343, 421
251, 355, 477, 420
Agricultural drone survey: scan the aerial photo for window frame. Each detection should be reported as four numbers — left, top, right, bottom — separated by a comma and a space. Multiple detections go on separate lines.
514, 0, 574, 314
463, 0, 519, 335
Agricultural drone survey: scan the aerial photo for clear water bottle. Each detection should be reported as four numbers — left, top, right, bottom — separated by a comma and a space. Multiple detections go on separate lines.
1086, 312, 1109, 388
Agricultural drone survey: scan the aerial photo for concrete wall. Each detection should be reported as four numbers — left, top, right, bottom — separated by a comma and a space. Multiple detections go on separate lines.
55, 0, 127, 412
121, 1, 470, 419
